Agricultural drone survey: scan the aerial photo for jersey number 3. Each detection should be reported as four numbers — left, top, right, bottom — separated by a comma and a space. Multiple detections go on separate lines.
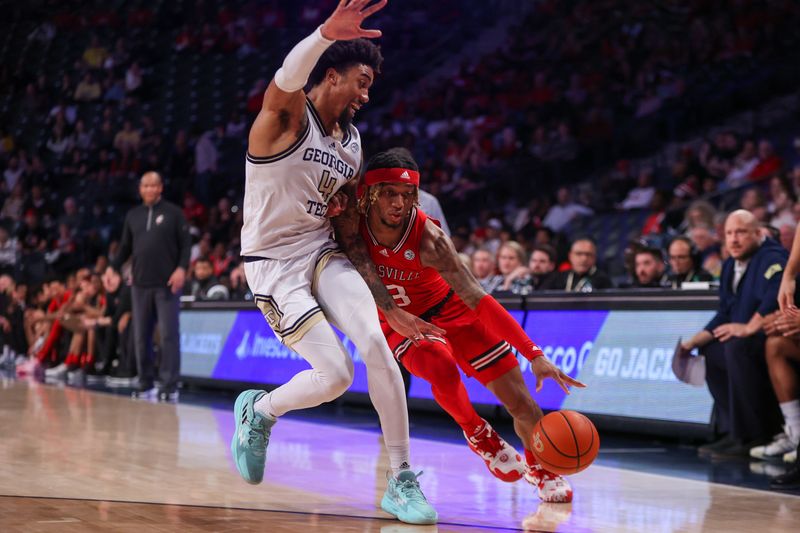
386, 284, 411, 307
317, 170, 338, 203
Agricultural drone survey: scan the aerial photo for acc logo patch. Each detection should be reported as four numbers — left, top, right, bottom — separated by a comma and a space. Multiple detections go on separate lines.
533, 431, 544, 453
404, 249, 415, 260
764, 263, 783, 280
350, 143, 359, 153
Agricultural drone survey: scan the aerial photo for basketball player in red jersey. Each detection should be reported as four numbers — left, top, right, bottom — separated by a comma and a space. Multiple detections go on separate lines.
352, 148, 585, 503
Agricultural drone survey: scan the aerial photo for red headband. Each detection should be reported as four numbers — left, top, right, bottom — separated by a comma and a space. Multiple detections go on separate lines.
363, 167, 420, 187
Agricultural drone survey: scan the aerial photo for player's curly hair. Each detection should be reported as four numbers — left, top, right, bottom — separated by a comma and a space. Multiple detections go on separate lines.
309, 39, 383, 87
357, 148, 420, 214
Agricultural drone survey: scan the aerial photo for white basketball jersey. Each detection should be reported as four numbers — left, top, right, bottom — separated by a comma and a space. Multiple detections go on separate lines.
241, 98, 362, 259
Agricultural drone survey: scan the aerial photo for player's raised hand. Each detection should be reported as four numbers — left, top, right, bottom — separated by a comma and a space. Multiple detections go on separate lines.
384, 307, 446, 346
321, 0, 388, 41
530, 356, 586, 394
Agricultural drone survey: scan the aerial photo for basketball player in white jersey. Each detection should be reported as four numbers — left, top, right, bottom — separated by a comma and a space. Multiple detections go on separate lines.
232, 1, 440, 525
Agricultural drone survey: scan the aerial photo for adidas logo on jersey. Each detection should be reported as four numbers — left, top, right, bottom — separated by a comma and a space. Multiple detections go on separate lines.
379, 249, 389, 257
400, 171, 410, 180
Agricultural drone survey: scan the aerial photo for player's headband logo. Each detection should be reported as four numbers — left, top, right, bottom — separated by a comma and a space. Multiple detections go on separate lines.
363, 167, 420, 188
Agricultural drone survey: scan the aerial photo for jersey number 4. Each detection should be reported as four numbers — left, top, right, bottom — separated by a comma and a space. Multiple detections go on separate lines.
317, 170, 338, 203
386, 284, 411, 307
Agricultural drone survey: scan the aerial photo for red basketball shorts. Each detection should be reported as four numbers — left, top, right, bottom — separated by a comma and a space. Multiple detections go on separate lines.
380, 292, 518, 385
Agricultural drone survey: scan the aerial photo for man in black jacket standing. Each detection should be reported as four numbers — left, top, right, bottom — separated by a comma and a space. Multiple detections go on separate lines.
110, 171, 190, 401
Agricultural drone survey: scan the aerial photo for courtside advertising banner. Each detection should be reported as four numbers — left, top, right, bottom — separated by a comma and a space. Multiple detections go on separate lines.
180, 308, 715, 424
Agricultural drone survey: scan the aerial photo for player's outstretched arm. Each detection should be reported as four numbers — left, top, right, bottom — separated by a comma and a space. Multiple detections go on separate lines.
331, 182, 445, 345
419, 220, 585, 391
249, 1, 387, 158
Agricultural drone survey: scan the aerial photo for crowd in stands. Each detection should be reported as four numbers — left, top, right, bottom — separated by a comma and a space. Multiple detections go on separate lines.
3, 1, 800, 380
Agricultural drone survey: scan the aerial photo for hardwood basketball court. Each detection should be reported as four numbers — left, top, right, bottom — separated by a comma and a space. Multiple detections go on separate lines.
1, 380, 798, 532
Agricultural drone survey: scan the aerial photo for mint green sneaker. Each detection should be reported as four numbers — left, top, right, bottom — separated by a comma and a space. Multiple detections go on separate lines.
380, 470, 438, 525
230, 389, 275, 484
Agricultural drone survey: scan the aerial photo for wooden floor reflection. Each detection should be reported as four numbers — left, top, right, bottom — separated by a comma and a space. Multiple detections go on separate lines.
1, 380, 798, 532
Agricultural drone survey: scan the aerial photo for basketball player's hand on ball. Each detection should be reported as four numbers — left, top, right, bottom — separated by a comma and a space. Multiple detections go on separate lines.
384, 307, 446, 346
530, 356, 586, 394
321, 0, 388, 41
326, 191, 348, 218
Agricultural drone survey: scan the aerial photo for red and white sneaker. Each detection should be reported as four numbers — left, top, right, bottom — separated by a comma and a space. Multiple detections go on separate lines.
524, 463, 573, 503
464, 420, 525, 482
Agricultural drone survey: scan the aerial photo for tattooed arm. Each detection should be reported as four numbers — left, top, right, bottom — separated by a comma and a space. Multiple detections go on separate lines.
418, 218, 486, 308
419, 218, 584, 393
331, 182, 445, 343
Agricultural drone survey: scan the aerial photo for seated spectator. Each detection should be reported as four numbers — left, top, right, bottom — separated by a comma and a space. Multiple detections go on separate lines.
3, 155, 24, 190
0, 275, 27, 357
82, 35, 109, 69
225, 110, 247, 138
113, 120, 141, 158
779, 225, 795, 251
471, 248, 503, 294
641, 190, 669, 235
496, 241, 528, 293
1, 183, 25, 221
185, 256, 229, 301
542, 238, 612, 292
87, 266, 135, 382
228, 262, 252, 301
46, 125, 73, 159
725, 140, 759, 187
689, 225, 723, 278
618, 169, 656, 210
667, 236, 714, 288
632, 248, 669, 288
125, 62, 143, 95
681, 200, 717, 232
676, 210, 785, 459
511, 244, 557, 294
542, 187, 593, 232
74, 72, 102, 102
749, 140, 783, 182
0, 224, 18, 276
739, 188, 769, 223
770, 186, 797, 230
209, 241, 233, 277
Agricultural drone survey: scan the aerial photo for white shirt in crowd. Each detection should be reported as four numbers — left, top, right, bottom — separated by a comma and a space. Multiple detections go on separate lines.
619, 186, 655, 210
543, 202, 594, 232
418, 189, 450, 236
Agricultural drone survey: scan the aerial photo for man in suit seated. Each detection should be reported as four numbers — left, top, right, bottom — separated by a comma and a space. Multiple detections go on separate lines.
677, 210, 785, 459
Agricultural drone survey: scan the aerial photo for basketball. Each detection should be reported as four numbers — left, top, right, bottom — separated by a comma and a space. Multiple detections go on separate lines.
532, 410, 600, 475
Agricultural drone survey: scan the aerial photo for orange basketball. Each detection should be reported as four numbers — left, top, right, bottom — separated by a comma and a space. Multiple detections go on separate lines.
531, 410, 600, 475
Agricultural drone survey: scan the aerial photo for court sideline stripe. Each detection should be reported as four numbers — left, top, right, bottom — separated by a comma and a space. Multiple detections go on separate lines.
0, 494, 535, 532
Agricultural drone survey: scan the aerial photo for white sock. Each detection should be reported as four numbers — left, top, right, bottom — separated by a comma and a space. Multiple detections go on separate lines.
254, 391, 278, 420
387, 441, 411, 476
780, 400, 800, 443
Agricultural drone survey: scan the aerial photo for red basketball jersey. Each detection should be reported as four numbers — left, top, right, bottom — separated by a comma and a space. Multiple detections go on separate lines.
360, 207, 452, 318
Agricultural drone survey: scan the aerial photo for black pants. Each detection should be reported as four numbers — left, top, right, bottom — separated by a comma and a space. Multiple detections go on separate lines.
703, 335, 782, 443
97, 321, 136, 376
131, 286, 181, 391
